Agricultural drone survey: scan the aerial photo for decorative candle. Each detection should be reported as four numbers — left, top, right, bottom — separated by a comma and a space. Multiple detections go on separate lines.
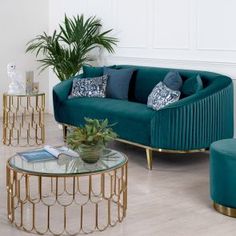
25, 71, 34, 94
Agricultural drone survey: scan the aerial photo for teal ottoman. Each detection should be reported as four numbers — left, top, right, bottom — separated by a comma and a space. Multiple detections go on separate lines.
210, 139, 236, 217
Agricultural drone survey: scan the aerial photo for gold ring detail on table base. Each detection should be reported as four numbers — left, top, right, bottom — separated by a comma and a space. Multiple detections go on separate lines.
213, 202, 236, 218
6, 160, 128, 235
3, 93, 45, 146
62, 124, 207, 171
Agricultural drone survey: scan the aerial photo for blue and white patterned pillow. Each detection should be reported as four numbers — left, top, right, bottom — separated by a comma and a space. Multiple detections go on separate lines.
69, 75, 108, 98
147, 82, 180, 111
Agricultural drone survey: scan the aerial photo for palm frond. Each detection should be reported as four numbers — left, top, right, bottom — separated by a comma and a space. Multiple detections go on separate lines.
26, 14, 118, 81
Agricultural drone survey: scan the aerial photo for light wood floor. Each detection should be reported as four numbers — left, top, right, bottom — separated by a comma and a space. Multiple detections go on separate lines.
0, 114, 235, 236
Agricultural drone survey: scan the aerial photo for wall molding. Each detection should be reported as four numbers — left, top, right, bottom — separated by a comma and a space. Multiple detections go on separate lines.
113, 0, 149, 49
196, 0, 236, 52
107, 55, 236, 78
107, 55, 236, 67
153, 0, 191, 50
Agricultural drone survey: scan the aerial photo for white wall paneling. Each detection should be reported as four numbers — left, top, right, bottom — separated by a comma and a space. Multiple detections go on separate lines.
153, 0, 190, 49
107, 55, 236, 78
48, 0, 236, 64
113, 0, 149, 49
109, 0, 236, 62
197, 0, 236, 51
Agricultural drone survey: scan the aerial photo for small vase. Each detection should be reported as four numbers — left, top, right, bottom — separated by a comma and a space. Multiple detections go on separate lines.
78, 145, 104, 164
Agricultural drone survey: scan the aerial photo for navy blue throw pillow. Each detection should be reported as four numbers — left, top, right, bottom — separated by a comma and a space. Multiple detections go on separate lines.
163, 71, 183, 91
103, 67, 135, 100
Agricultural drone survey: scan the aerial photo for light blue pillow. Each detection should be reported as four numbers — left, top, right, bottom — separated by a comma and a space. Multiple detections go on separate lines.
103, 67, 135, 100
163, 71, 183, 91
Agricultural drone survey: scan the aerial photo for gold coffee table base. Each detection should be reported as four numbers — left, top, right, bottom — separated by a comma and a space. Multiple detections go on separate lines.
6, 162, 128, 235
3, 93, 45, 146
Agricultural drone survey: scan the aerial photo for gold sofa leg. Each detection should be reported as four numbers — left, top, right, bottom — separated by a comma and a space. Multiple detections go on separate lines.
63, 125, 68, 142
146, 148, 153, 170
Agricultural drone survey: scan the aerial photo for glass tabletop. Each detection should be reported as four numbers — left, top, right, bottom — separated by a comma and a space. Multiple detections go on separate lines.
8, 148, 128, 176
4, 92, 45, 97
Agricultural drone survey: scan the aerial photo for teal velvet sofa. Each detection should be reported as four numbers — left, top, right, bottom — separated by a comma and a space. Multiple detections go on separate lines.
53, 65, 234, 169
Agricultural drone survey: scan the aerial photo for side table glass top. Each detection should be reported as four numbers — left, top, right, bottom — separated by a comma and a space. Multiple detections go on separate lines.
3, 92, 45, 97
8, 148, 128, 176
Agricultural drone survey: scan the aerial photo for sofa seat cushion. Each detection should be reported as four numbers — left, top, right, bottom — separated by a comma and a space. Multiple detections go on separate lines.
60, 98, 157, 146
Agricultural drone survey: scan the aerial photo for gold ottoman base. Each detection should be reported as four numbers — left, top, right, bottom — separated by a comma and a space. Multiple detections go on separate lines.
213, 202, 236, 218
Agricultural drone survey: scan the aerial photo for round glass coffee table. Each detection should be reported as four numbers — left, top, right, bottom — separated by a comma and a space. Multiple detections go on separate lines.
6, 148, 128, 235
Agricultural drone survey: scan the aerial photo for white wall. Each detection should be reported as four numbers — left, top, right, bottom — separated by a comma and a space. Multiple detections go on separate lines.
0, 0, 49, 113
49, 0, 236, 117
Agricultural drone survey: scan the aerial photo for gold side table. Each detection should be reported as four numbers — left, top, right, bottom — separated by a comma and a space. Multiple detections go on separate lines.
6, 148, 128, 235
3, 92, 45, 146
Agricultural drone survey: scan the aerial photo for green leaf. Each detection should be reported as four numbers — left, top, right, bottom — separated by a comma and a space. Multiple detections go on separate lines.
26, 14, 118, 81
67, 118, 118, 149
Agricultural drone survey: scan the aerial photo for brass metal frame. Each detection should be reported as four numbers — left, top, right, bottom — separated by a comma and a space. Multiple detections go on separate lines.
114, 139, 206, 170
213, 202, 236, 218
6, 158, 128, 235
3, 93, 45, 146
62, 124, 207, 170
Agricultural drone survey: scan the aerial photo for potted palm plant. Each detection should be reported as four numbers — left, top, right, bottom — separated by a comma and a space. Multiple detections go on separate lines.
67, 118, 117, 163
26, 14, 118, 81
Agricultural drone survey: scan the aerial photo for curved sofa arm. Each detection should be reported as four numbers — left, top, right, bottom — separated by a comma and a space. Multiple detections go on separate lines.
53, 74, 83, 121
150, 76, 234, 150
53, 74, 84, 103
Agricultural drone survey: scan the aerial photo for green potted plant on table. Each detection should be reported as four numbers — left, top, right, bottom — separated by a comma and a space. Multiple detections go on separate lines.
26, 14, 118, 81
67, 118, 117, 163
